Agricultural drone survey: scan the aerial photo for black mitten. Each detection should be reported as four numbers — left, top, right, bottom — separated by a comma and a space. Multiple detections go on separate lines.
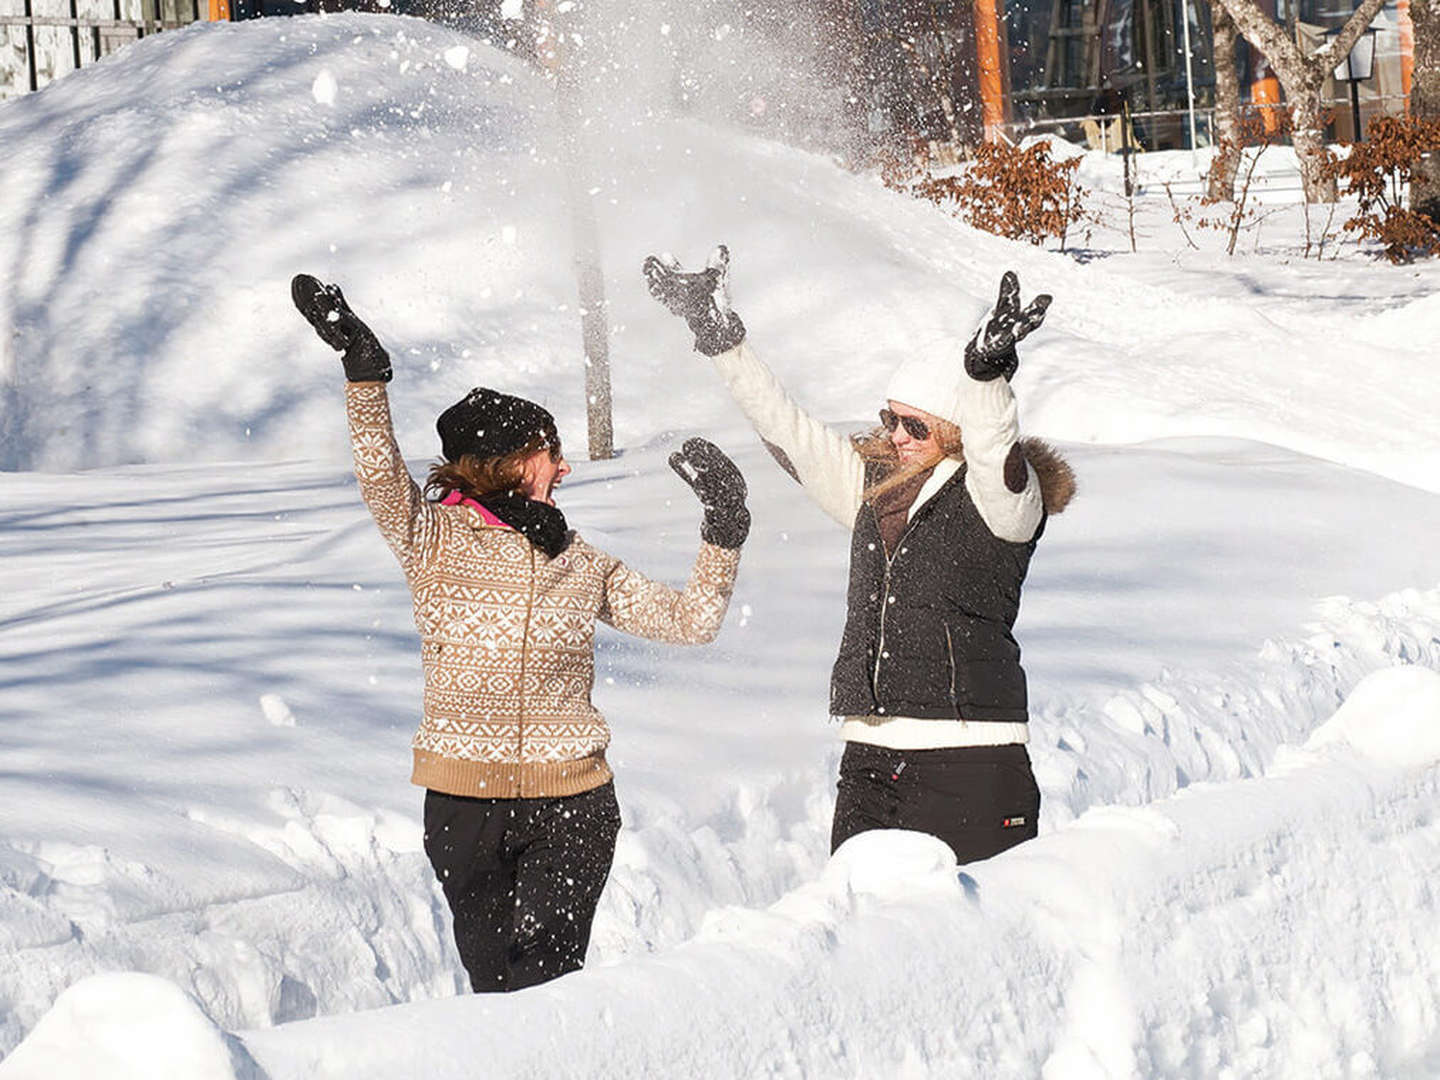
291, 274, 393, 383
965, 270, 1052, 382
668, 437, 750, 549
642, 245, 746, 357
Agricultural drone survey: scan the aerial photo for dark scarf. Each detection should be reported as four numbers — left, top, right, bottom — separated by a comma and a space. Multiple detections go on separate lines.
871, 466, 934, 556
477, 490, 571, 559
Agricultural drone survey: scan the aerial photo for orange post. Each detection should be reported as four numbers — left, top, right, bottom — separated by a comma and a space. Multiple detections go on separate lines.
208, 0, 229, 19
1398, 0, 1414, 114
973, 0, 1006, 139
1251, 72, 1282, 134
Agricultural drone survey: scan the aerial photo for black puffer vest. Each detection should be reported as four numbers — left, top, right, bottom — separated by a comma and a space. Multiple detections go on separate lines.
830, 463, 1042, 723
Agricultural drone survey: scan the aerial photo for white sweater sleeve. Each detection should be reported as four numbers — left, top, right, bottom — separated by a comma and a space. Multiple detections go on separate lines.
708, 343, 866, 528
958, 374, 1045, 543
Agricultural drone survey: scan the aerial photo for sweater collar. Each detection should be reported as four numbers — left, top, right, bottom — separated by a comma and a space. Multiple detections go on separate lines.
908, 457, 963, 523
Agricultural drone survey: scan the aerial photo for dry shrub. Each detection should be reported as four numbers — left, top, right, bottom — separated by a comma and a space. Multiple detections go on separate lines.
1329, 115, 1440, 264
887, 139, 1087, 248
1186, 109, 1296, 255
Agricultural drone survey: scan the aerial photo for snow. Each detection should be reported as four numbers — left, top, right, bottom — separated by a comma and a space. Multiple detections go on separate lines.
0, 973, 244, 1080
2, 12, 1440, 1079
1303, 665, 1440, 770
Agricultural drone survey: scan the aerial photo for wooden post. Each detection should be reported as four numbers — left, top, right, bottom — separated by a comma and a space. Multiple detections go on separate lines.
550, 9, 613, 461
1398, 0, 1413, 114
973, 0, 1006, 139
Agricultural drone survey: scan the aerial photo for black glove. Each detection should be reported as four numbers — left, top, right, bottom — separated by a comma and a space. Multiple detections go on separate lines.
642, 245, 746, 357
668, 437, 750, 549
291, 274, 393, 383
965, 270, 1052, 382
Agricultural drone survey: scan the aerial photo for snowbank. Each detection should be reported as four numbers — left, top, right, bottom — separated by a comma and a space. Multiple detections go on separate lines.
14, 674, 1438, 1080
1303, 664, 1440, 769
0, 973, 259, 1080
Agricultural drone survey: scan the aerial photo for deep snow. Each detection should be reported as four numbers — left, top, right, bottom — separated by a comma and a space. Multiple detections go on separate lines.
2, 13, 1440, 1080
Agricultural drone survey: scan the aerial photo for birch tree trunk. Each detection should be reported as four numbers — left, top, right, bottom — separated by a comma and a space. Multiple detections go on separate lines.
549, 3, 614, 460
1215, 0, 1388, 201
1412, 0, 1440, 216
1207, 0, 1242, 201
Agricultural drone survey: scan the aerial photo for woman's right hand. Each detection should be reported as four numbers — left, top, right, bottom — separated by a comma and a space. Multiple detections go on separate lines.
668, 437, 750, 549
642, 245, 746, 357
291, 274, 392, 383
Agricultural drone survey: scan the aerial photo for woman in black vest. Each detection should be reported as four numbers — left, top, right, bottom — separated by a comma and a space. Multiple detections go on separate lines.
643, 248, 1074, 864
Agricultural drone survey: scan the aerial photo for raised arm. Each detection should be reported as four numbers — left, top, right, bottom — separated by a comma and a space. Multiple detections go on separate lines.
642, 246, 866, 527
292, 274, 442, 575
958, 271, 1051, 544
599, 437, 745, 643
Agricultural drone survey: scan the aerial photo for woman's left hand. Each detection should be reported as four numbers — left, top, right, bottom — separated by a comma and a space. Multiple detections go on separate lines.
668, 438, 750, 549
966, 271, 1052, 382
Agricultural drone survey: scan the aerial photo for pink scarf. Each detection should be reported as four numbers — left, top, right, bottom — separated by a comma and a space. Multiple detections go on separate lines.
439, 490, 511, 528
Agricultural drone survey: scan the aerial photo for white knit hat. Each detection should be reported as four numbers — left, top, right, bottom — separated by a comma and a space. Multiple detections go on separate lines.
882, 336, 968, 425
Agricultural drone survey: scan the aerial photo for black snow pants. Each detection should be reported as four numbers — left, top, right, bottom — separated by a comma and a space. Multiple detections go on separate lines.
831, 742, 1040, 865
422, 782, 621, 993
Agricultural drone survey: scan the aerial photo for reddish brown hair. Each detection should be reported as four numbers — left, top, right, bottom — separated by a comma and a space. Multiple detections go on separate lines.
424, 435, 558, 504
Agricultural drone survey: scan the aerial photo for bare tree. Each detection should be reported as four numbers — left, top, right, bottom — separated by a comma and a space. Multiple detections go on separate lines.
1207, 0, 1242, 201
1214, 0, 1388, 201
533, 0, 614, 460
1414, 0, 1440, 216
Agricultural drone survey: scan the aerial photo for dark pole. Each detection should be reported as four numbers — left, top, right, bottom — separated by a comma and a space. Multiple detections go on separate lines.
69, 0, 82, 70
1349, 76, 1363, 141
23, 0, 39, 92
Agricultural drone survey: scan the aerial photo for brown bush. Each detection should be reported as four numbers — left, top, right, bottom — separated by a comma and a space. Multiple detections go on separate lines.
888, 139, 1087, 249
1329, 115, 1440, 264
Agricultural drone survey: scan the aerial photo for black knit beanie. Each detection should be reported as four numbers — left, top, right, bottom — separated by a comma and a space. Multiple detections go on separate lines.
436, 387, 558, 462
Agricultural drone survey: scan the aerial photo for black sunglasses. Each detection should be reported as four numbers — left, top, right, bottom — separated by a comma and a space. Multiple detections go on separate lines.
879, 408, 931, 441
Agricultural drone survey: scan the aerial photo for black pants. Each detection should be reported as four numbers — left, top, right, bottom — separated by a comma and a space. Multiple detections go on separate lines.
422, 782, 621, 993
831, 742, 1041, 865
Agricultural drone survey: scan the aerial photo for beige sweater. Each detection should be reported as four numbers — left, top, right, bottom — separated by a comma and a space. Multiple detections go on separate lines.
347, 382, 741, 798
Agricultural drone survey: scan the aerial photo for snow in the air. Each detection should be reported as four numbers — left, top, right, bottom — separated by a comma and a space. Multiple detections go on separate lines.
1, 12, 1439, 1080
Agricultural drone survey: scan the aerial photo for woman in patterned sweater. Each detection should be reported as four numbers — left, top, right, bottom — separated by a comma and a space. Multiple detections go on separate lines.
292, 274, 749, 993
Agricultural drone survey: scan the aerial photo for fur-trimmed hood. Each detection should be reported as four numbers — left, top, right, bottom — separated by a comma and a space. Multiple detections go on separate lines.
1018, 437, 1076, 515
847, 431, 1076, 516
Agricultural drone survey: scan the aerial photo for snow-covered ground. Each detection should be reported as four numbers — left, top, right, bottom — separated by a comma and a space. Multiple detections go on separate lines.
2, 14, 1439, 1079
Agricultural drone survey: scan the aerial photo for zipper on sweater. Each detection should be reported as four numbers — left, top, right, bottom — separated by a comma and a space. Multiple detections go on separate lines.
517, 544, 537, 783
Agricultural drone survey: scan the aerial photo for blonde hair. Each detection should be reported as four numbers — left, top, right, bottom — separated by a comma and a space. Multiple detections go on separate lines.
853, 418, 964, 503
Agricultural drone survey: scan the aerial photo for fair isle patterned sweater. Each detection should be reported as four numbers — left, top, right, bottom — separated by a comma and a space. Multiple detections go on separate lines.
347, 382, 741, 799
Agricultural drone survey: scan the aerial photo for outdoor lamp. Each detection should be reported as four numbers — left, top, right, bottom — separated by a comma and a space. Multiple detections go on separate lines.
1330, 25, 1378, 140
